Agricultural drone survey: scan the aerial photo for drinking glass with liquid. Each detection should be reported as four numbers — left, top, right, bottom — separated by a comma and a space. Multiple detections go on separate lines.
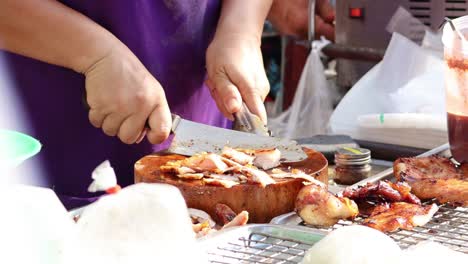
443, 16, 468, 163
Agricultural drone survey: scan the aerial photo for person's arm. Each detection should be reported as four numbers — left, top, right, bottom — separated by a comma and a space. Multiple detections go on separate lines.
0, 0, 171, 144
206, 0, 273, 123
267, 0, 335, 41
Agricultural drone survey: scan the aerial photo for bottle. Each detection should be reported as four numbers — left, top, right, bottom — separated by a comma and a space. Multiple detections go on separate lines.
334, 147, 371, 185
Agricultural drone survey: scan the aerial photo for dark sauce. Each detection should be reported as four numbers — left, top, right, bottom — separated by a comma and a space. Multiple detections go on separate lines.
448, 112, 468, 163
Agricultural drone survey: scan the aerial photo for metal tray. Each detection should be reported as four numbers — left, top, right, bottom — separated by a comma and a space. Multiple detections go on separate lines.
271, 143, 468, 254
198, 224, 326, 263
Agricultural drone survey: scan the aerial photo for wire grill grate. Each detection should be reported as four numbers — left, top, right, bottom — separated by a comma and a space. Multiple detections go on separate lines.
207, 233, 313, 263
207, 203, 467, 263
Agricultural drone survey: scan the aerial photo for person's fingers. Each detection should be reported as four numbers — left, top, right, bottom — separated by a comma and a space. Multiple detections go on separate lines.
206, 78, 234, 121
315, 15, 335, 42
101, 113, 127, 137
146, 93, 172, 144
224, 63, 269, 124
88, 108, 107, 128
316, 0, 335, 23
118, 113, 147, 144
211, 71, 242, 117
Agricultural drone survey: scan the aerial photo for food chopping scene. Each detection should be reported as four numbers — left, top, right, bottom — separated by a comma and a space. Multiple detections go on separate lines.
1, 0, 468, 263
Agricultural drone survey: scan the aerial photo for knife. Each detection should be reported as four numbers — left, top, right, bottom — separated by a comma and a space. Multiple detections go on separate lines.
168, 114, 308, 162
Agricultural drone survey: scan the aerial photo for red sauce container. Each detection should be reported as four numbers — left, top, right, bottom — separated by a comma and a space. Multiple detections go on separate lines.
443, 16, 468, 163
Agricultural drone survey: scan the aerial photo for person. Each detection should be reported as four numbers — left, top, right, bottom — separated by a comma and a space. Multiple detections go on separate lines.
0, 0, 334, 209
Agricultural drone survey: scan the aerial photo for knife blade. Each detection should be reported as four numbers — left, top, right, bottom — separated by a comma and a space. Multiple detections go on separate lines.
167, 115, 307, 162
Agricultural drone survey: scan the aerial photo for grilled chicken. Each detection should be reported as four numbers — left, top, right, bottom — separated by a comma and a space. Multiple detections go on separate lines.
295, 183, 359, 227
215, 203, 249, 229
343, 180, 421, 205
363, 202, 438, 232
394, 156, 468, 206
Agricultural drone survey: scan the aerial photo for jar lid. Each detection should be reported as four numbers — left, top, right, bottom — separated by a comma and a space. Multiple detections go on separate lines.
335, 147, 371, 166
335, 147, 371, 159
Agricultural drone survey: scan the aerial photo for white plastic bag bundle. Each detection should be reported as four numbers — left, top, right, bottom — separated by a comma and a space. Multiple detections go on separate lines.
330, 31, 447, 149
269, 39, 335, 139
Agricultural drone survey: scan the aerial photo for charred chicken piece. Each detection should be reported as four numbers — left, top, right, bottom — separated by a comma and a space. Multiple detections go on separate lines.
295, 183, 359, 227
363, 202, 438, 233
215, 203, 237, 225
394, 156, 468, 206
342, 180, 421, 205
214, 203, 249, 229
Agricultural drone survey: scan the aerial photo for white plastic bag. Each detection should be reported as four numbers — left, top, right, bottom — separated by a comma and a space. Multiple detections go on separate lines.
268, 40, 335, 139
329, 32, 448, 149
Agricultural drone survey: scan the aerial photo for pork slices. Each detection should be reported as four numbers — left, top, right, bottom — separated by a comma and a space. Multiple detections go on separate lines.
394, 156, 468, 206
363, 202, 439, 232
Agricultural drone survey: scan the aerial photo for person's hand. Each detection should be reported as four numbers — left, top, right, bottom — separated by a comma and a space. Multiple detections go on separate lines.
205, 33, 270, 123
267, 0, 335, 41
84, 43, 172, 144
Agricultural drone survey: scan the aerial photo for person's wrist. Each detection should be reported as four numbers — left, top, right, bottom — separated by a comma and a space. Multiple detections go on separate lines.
72, 32, 121, 74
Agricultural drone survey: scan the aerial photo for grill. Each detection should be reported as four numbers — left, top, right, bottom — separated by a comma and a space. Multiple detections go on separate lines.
203, 145, 467, 263
307, 201, 468, 254
205, 203, 467, 263
207, 233, 312, 263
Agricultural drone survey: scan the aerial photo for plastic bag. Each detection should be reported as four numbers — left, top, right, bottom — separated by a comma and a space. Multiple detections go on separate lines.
329, 32, 447, 149
268, 39, 336, 139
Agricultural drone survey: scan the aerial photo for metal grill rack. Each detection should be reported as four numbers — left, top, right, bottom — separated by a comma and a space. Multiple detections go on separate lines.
307, 202, 468, 254
206, 232, 313, 264
204, 202, 467, 263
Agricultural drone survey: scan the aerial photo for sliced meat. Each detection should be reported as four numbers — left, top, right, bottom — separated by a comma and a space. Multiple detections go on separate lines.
270, 168, 325, 187
342, 180, 421, 205
161, 153, 229, 174
222, 211, 249, 229
295, 184, 359, 227
253, 148, 281, 170
197, 153, 229, 173
394, 156, 468, 206
238, 166, 275, 187
177, 173, 204, 180
203, 174, 240, 188
363, 202, 439, 233
222, 147, 255, 165
215, 203, 237, 225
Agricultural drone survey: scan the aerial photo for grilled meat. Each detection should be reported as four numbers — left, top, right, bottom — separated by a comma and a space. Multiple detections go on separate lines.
363, 202, 438, 232
222, 211, 249, 229
343, 180, 421, 205
214, 203, 249, 228
215, 203, 237, 225
221, 147, 255, 165
252, 148, 281, 170
394, 156, 468, 206
295, 183, 359, 227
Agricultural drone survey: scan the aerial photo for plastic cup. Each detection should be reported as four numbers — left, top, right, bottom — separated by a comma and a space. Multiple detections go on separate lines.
0, 130, 41, 169
442, 16, 468, 163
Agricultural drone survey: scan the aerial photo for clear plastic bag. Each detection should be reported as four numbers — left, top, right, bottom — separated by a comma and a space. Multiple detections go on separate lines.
268, 39, 336, 139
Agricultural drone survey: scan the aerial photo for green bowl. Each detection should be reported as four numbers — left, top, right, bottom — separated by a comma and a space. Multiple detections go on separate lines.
0, 130, 42, 169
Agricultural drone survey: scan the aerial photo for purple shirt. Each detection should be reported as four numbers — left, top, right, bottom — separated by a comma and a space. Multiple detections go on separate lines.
2, 0, 229, 208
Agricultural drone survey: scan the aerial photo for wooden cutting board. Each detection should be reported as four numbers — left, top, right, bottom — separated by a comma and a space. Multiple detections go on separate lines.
134, 148, 328, 223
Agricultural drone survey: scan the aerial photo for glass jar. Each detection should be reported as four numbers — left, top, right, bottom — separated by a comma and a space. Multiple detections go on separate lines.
334, 147, 371, 185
